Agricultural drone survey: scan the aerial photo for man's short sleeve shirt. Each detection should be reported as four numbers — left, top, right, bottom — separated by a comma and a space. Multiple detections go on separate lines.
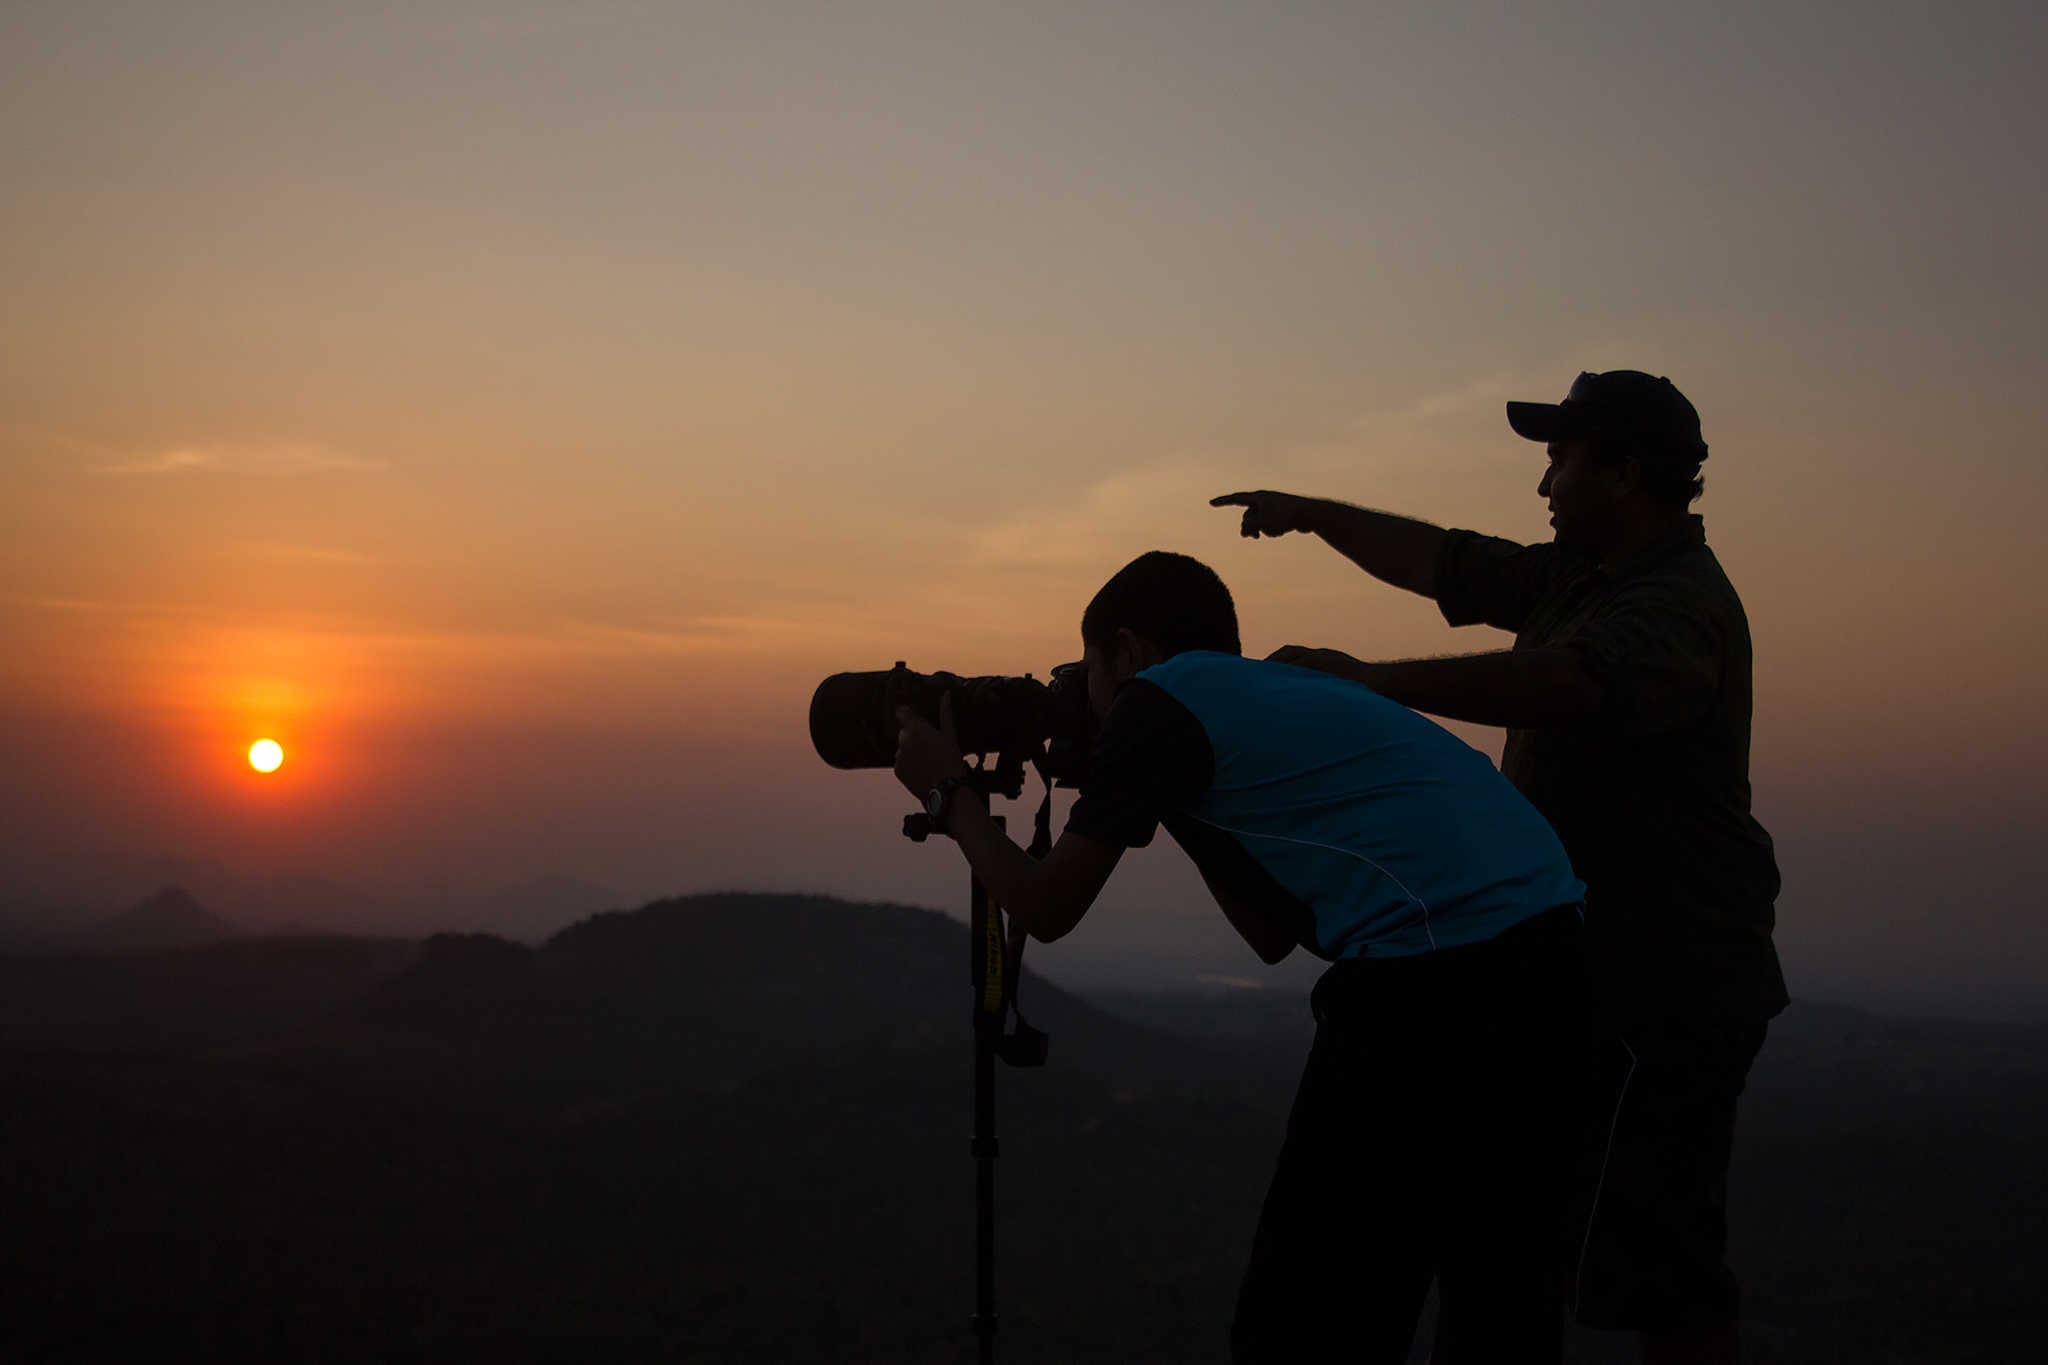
1434, 516, 1788, 1023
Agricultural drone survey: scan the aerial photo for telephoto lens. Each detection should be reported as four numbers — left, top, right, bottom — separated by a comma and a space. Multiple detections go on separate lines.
807, 667, 912, 770
808, 662, 1092, 784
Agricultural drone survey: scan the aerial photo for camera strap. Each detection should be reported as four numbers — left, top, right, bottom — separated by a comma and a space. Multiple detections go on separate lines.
992, 777, 1056, 1068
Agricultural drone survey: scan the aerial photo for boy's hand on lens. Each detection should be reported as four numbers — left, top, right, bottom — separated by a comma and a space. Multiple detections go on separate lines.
892, 694, 970, 799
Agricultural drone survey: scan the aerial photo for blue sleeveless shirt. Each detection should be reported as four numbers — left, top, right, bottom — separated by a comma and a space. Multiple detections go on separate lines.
1127, 652, 1584, 959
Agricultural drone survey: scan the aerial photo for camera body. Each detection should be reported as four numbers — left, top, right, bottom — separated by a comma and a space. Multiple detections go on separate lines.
809, 661, 1092, 793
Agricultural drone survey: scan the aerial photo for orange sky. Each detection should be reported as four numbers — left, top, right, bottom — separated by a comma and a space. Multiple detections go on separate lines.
4, 4, 2045, 1016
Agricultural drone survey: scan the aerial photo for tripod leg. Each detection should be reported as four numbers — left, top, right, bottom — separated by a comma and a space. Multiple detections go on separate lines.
970, 871, 1001, 1363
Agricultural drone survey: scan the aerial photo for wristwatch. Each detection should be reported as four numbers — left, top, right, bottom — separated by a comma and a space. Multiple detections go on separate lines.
925, 775, 970, 830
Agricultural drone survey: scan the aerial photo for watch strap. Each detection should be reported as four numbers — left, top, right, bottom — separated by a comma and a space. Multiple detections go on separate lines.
928, 775, 969, 829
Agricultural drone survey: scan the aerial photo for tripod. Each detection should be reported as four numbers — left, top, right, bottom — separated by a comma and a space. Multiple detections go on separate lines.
904, 768, 1050, 1365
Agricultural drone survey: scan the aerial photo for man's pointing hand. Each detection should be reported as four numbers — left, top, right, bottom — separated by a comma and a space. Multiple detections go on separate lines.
1210, 490, 1322, 539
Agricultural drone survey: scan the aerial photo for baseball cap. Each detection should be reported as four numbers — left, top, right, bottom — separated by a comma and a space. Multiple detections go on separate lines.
1505, 370, 1708, 463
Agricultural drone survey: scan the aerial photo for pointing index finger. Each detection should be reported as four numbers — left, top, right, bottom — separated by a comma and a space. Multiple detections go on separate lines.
1209, 492, 1254, 508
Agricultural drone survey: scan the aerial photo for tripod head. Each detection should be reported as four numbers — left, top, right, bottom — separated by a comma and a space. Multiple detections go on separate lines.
902, 754, 1031, 842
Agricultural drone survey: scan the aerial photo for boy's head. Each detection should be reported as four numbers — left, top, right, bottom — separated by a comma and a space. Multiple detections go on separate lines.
1079, 551, 1240, 717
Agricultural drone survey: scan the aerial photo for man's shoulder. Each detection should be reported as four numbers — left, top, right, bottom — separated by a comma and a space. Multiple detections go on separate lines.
1631, 541, 1752, 623
1442, 527, 1562, 573
1436, 529, 1575, 632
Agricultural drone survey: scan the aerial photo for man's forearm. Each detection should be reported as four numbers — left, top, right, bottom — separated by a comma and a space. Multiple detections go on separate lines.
1305, 502, 1448, 600
1359, 648, 1605, 728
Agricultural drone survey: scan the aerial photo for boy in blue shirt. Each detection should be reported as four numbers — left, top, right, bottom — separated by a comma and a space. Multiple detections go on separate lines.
894, 550, 1589, 1363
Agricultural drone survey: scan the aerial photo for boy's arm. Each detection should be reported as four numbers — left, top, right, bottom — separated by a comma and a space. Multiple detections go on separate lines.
943, 792, 1122, 943
1193, 861, 1306, 964
893, 700, 1123, 942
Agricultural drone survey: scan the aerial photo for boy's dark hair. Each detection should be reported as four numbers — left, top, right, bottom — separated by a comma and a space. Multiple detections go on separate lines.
1081, 551, 1241, 658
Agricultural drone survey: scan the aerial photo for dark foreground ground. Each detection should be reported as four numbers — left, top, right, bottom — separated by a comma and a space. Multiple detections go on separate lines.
2, 892, 2042, 1363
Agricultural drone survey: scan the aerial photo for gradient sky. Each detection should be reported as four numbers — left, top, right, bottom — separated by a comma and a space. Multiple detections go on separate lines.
4, 3, 2045, 1016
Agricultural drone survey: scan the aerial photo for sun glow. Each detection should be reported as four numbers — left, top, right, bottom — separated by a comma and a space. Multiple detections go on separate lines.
248, 738, 284, 773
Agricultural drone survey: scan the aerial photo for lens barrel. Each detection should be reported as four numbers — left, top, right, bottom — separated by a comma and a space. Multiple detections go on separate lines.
808, 663, 1091, 783
808, 669, 903, 770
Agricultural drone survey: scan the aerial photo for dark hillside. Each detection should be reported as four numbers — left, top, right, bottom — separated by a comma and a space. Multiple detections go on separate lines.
0, 932, 416, 1051
310, 893, 1259, 1108
0, 894, 2041, 1362
0, 893, 1285, 1363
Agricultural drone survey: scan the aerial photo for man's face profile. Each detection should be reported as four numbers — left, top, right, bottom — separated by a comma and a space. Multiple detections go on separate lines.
1538, 438, 1625, 552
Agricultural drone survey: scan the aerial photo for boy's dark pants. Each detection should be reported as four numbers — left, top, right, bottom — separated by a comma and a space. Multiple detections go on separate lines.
1231, 908, 1590, 1364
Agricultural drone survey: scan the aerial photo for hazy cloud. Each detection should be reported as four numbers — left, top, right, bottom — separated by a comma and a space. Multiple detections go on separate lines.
562, 615, 830, 658
228, 542, 384, 567
1367, 349, 1644, 428
11, 595, 122, 614
411, 5, 647, 45
968, 429, 1452, 575
1405, 372, 1529, 421
969, 456, 1241, 573
96, 442, 386, 477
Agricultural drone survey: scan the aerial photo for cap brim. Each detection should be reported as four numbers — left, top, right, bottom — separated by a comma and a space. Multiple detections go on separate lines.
1504, 401, 1586, 443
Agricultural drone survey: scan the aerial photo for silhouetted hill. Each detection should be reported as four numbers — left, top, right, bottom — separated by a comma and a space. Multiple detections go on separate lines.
489, 873, 627, 942
0, 892, 2041, 1362
0, 883, 242, 953
309, 893, 1263, 1118
0, 892, 1286, 1362
91, 884, 239, 949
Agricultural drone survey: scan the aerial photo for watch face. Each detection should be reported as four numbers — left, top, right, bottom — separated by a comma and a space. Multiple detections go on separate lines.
926, 787, 947, 820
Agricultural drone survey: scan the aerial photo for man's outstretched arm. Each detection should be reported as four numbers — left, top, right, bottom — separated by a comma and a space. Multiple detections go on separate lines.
1211, 491, 1447, 600
1269, 645, 1604, 729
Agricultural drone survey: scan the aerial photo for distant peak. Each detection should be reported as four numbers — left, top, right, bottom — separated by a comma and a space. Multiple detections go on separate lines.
136, 884, 208, 915
97, 884, 238, 948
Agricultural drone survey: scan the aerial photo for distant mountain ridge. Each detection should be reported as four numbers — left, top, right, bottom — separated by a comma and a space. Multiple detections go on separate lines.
0, 849, 625, 945
93, 885, 240, 949
0, 890, 1259, 1105
0, 883, 244, 954
319, 891, 1254, 1113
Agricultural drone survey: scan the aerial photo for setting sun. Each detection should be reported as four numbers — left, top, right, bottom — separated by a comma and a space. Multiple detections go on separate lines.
248, 739, 284, 773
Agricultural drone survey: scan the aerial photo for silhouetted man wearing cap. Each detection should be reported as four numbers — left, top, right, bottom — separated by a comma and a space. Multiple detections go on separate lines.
1213, 371, 1785, 1365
